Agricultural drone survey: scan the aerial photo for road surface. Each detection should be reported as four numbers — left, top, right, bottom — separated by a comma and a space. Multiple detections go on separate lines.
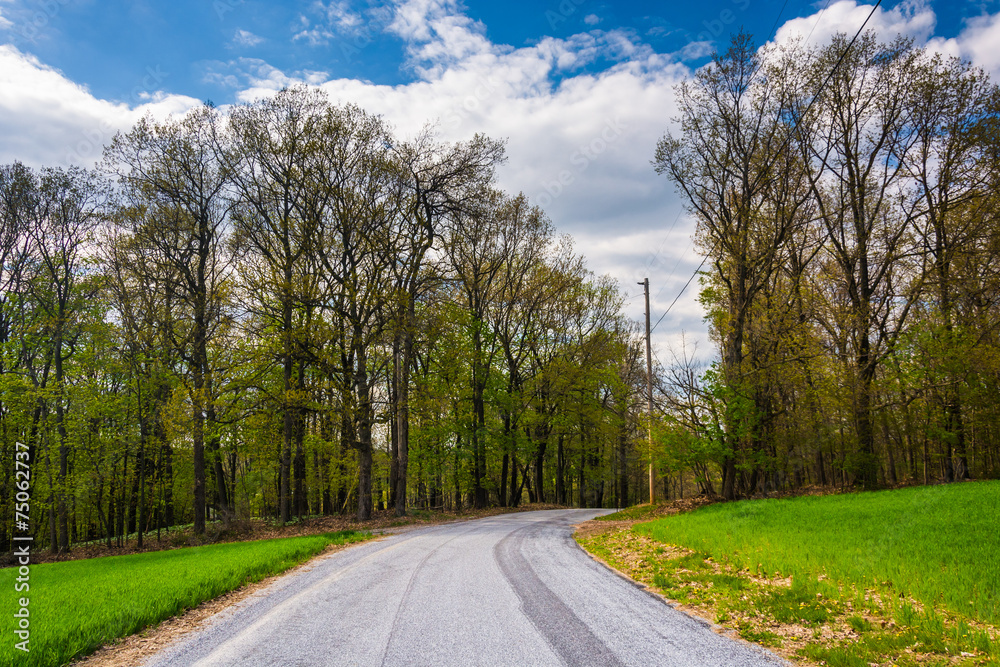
145, 509, 785, 666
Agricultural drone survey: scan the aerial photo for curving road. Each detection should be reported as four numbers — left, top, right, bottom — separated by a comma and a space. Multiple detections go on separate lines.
145, 509, 785, 666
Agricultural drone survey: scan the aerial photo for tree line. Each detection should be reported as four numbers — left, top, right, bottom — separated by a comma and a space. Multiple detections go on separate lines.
6, 30, 996, 557
0, 87, 650, 554
654, 32, 1000, 499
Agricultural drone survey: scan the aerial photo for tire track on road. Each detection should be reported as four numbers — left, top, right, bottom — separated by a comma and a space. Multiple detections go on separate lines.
378, 519, 496, 665
495, 518, 625, 667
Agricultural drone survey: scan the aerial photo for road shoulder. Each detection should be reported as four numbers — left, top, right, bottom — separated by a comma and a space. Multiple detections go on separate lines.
573, 517, 792, 661
70, 539, 370, 667
574, 510, 998, 667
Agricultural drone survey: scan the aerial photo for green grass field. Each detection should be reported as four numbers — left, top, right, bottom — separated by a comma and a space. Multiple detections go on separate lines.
2, 530, 369, 667
635, 481, 1000, 626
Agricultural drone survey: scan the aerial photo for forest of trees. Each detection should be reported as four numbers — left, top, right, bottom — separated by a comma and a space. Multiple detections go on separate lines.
0, 87, 649, 554
653, 32, 1000, 500
3, 29, 1000, 556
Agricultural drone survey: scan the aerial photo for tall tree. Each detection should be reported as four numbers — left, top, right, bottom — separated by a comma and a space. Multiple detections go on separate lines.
804, 34, 922, 487
654, 32, 814, 498
909, 54, 999, 481
225, 87, 329, 524
443, 191, 548, 508
389, 132, 505, 516
105, 106, 234, 533
25, 166, 105, 552
314, 103, 406, 520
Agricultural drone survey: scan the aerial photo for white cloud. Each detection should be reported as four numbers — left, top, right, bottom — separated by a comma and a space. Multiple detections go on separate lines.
0, 0, 11, 30
210, 58, 330, 97
232, 29, 264, 47
6, 0, 1000, 358
323, 0, 363, 29
927, 12, 1000, 80
294, 0, 369, 46
676, 40, 713, 61
584, 14, 600, 26
773, 0, 936, 47
0, 45, 199, 169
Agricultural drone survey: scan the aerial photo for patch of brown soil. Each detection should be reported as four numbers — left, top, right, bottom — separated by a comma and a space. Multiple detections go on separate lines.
575, 496, 715, 539
574, 519, 631, 539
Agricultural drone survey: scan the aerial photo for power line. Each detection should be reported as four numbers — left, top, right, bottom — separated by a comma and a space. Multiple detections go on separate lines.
765, 0, 791, 44
650, 253, 707, 334
803, 0, 836, 46
641, 209, 684, 303
638, 0, 793, 313
640, 0, 801, 332
652, 234, 689, 302
646, 0, 883, 337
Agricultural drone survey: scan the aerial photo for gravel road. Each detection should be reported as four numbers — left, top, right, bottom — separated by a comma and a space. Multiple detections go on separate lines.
144, 509, 786, 666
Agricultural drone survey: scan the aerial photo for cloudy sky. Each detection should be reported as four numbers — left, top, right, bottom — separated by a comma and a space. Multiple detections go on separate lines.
1, 0, 998, 362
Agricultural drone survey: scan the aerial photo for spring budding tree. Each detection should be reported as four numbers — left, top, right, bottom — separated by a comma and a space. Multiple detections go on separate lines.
0, 86, 652, 554
655, 31, 1000, 498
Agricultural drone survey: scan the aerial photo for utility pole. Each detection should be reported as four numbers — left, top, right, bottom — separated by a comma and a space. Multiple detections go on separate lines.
638, 278, 655, 504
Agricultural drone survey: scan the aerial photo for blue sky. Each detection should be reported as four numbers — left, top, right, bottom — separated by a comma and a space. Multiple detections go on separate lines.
2, 0, 999, 359
4, 0, 991, 104
9, 0, 730, 102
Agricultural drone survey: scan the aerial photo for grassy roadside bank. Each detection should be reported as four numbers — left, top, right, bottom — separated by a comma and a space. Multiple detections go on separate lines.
2, 530, 369, 667
577, 482, 1000, 666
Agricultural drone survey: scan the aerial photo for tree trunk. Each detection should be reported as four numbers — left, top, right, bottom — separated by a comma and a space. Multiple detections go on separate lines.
292, 407, 307, 518
355, 347, 374, 521
206, 398, 231, 523
855, 349, 878, 489
722, 456, 736, 501
555, 435, 565, 505
500, 452, 509, 508
53, 328, 70, 553
137, 401, 148, 549
191, 385, 206, 535
508, 452, 519, 507
947, 389, 969, 480
534, 431, 546, 504
389, 337, 399, 510
617, 427, 629, 508
394, 322, 412, 517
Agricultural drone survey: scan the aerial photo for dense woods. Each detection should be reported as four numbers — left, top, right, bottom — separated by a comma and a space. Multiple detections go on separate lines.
654, 32, 1000, 500
0, 87, 648, 553
3, 28, 1000, 556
